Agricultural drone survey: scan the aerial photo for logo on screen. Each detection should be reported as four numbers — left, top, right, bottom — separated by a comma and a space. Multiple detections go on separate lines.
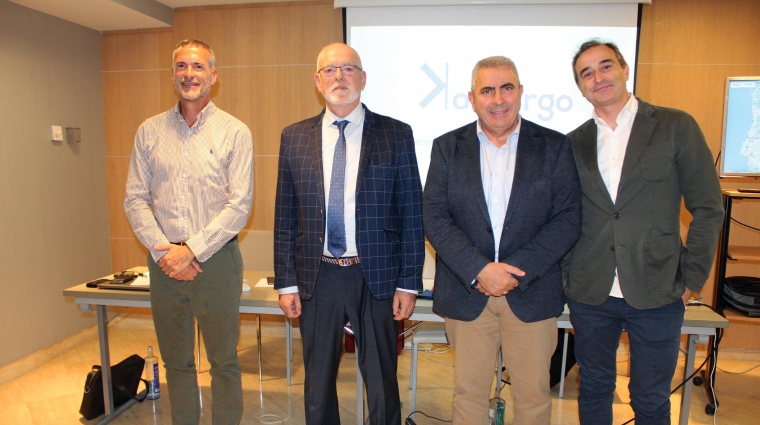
420, 63, 575, 121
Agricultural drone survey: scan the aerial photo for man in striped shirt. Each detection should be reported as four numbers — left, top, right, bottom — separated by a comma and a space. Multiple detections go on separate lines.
124, 39, 254, 425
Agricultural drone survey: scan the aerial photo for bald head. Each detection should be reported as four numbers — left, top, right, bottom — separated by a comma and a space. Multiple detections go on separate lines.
317, 43, 363, 71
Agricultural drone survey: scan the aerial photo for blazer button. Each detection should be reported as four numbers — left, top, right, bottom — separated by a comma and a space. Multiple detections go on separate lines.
613, 212, 620, 219
486, 227, 492, 233
610, 245, 615, 251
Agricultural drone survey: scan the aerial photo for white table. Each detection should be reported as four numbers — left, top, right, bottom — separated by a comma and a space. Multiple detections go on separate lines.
66, 273, 727, 425
63, 269, 285, 425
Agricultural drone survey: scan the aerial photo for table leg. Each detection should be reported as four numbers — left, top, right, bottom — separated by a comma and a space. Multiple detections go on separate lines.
96, 305, 115, 416
196, 321, 204, 409
286, 317, 292, 386
700, 334, 719, 415
257, 315, 263, 381
92, 305, 141, 425
497, 349, 503, 389
559, 330, 569, 398
196, 321, 202, 371
678, 334, 697, 425
356, 350, 365, 425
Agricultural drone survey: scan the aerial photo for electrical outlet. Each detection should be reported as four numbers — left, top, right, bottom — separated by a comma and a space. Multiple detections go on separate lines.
51, 125, 63, 141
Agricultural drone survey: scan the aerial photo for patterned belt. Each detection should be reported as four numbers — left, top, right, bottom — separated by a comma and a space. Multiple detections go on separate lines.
321, 255, 360, 267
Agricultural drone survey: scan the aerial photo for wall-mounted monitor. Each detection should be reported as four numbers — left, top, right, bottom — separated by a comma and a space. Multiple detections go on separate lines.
720, 76, 760, 178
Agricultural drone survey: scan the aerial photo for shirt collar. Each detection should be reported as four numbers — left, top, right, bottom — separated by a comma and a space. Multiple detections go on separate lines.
324, 103, 365, 129
171, 100, 217, 127
476, 116, 522, 148
592, 94, 638, 129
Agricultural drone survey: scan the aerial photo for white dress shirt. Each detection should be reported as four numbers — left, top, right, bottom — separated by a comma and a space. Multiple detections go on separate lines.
477, 118, 521, 261
321, 105, 364, 258
593, 94, 638, 298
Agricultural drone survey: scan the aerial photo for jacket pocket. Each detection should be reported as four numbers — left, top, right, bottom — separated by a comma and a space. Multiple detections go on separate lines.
643, 234, 680, 291
638, 143, 672, 182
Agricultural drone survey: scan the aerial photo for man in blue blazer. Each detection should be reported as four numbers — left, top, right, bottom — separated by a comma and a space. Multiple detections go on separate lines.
423, 56, 581, 425
563, 39, 723, 425
274, 43, 424, 425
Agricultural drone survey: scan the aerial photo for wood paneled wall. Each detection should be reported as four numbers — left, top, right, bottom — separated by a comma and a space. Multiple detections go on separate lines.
102, 1, 342, 272
637, 0, 760, 349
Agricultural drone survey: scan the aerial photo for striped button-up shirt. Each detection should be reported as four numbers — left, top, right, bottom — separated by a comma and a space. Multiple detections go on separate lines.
124, 101, 254, 263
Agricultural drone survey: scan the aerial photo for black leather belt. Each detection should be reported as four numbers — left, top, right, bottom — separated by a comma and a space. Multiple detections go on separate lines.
171, 235, 238, 245
321, 255, 360, 266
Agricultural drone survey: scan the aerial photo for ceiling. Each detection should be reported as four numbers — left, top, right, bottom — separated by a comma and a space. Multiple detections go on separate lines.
9, 0, 311, 32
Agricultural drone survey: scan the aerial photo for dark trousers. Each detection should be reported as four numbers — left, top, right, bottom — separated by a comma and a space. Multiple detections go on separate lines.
148, 242, 244, 425
299, 261, 401, 425
567, 297, 684, 425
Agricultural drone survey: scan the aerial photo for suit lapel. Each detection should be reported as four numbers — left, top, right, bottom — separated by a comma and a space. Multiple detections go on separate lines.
578, 122, 613, 204
458, 124, 490, 222
356, 105, 374, 197
618, 101, 657, 194
310, 112, 326, 211
503, 121, 539, 225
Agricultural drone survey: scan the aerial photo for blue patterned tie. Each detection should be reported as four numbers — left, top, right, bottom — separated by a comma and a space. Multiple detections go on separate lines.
327, 120, 349, 258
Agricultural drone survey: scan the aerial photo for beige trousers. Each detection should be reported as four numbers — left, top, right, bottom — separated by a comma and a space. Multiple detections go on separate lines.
445, 296, 557, 425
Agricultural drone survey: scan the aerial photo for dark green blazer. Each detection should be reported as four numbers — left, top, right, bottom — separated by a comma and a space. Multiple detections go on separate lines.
563, 99, 724, 309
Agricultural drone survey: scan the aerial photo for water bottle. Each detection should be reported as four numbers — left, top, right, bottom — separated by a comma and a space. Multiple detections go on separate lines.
488, 396, 505, 425
144, 346, 160, 400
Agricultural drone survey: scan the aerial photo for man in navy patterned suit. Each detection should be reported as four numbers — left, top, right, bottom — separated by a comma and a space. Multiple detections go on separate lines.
274, 43, 425, 425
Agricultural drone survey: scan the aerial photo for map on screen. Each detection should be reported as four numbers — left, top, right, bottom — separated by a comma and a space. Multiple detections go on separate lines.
722, 79, 760, 176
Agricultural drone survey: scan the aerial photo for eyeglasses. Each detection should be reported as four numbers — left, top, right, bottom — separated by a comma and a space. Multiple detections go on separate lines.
317, 64, 362, 77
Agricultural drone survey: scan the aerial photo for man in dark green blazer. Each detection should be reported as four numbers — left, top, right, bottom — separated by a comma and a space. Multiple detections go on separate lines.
563, 39, 724, 425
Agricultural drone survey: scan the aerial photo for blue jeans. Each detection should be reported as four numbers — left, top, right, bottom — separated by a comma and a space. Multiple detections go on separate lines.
567, 297, 684, 425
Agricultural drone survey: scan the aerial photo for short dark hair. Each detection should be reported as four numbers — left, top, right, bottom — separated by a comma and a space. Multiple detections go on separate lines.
172, 39, 216, 69
571, 39, 627, 85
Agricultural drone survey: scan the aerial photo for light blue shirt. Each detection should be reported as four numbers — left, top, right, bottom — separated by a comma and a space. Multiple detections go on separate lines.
477, 118, 521, 262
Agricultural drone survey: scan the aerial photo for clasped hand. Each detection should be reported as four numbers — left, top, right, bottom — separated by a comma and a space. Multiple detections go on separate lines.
155, 244, 203, 281
474, 262, 525, 297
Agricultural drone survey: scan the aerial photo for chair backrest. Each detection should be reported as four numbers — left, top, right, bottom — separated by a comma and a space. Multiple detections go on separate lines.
238, 229, 274, 271
422, 241, 436, 279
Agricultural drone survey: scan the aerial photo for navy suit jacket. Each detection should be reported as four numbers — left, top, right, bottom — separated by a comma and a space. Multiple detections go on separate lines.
274, 105, 424, 300
423, 119, 581, 323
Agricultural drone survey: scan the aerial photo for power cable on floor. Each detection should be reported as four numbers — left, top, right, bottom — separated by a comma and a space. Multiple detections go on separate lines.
404, 410, 452, 425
